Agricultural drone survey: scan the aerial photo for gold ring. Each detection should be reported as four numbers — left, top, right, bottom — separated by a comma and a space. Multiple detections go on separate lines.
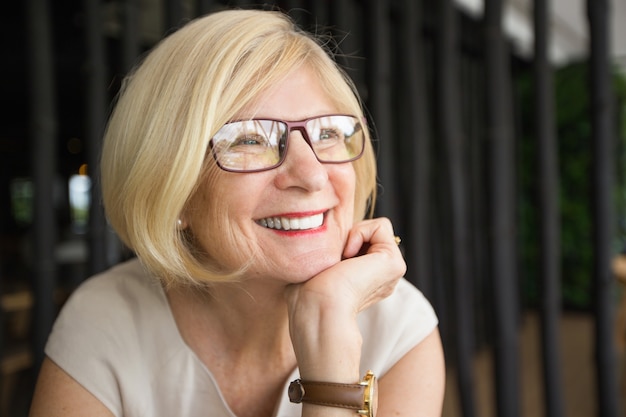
394, 236, 401, 246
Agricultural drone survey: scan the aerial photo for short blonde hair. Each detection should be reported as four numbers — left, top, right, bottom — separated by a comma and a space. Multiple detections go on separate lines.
101, 9, 377, 285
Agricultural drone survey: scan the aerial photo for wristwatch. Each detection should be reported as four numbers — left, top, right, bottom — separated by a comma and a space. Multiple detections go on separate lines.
288, 370, 378, 417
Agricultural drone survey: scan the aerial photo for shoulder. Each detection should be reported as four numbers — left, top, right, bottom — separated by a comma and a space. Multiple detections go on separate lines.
51, 258, 164, 331
47, 257, 171, 352
358, 278, 438, 375
69, 257, 160, 302
387, 278, 438, 324
44, 258, 174, 416
359, 278, 438, 333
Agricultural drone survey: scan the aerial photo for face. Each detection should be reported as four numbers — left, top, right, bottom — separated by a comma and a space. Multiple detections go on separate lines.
184, 66, 357, 284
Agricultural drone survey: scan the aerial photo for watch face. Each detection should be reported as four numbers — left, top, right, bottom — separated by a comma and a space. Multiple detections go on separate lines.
287, 380, 305, 403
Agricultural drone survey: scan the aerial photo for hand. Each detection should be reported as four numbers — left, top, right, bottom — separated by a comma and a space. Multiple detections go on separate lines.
340, 217, 406, 312
285, 217, 405, 315
284, 217, 405, 381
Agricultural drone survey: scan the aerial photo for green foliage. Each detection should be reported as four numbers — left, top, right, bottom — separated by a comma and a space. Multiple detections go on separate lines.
516, 62, 626, 310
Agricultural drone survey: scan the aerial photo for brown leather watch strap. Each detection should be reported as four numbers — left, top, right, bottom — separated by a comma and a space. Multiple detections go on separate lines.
288, 379, 365, 409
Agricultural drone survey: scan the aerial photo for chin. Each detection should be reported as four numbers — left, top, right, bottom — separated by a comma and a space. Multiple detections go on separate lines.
288, 255, 342, 282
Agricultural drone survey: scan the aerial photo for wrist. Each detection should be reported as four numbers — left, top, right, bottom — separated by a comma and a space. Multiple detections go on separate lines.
288, 370, 379, 417
289, 309, 362, 381
293, 327, 362, 382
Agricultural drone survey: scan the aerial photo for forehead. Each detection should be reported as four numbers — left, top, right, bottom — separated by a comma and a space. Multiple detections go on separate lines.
236, 66, 339, 121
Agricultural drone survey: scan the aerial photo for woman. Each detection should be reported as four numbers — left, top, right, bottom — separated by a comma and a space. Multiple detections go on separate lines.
29, 8, 445, 417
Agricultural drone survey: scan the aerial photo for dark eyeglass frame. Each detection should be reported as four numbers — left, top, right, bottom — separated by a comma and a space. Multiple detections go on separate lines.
209, 114, 366, 173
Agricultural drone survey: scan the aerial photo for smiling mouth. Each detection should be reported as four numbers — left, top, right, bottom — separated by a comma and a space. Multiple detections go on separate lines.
255, 213, 324, 231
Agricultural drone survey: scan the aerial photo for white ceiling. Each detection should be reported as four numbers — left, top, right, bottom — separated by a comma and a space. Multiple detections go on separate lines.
455, 0, 626, 72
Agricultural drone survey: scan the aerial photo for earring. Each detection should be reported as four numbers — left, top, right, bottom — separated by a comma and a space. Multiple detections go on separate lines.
177, 219, 183, 228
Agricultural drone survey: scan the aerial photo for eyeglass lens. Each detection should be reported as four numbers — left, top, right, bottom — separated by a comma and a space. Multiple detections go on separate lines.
210, 115, 364, 172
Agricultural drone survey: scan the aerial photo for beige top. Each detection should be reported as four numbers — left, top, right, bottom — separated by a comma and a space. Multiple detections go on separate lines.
46, 258, 438, 417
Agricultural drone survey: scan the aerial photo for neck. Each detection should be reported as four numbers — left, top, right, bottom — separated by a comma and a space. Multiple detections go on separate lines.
167, 280, 298, 417
166, 278, 294, 360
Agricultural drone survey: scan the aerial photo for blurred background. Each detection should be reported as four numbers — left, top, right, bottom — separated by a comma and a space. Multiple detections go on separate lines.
1, 0, 625, 416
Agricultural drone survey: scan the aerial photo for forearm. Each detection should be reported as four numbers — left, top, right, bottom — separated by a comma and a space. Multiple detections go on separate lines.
284, 217, 406, 416
288, 302, 366, 417
288, 295, 363, 382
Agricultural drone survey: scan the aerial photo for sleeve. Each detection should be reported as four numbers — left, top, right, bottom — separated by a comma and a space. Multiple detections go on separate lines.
357, 278, 439, 377
44, 275, 130, 417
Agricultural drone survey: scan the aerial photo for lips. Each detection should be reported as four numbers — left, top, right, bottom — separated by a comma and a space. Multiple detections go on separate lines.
255, 213, 324, 231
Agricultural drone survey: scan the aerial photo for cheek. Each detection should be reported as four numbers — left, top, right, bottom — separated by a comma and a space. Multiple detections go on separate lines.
184, 177, 258, 271
331, 166, 357, 218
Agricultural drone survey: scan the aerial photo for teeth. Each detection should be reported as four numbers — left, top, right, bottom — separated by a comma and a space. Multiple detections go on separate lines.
257, 213, 323, 231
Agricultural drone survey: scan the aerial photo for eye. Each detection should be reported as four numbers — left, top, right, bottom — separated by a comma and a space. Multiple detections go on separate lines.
318, 128, 342, 141
230, 134, 269, 148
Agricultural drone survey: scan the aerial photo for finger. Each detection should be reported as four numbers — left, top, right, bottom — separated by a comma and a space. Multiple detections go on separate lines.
343, 217, 398, 259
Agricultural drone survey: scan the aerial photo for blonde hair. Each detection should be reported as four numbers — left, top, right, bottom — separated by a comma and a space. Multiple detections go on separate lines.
101, 9, 377, 286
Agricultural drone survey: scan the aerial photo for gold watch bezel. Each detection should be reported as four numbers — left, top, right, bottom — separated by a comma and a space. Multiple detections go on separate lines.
357, 370, 378, 417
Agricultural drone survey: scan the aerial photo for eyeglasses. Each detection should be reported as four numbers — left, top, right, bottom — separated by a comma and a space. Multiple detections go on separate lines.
209, 114, 365, 172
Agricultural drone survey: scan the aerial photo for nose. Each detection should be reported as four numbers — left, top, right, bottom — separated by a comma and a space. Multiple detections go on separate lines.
273, 131, 329, 191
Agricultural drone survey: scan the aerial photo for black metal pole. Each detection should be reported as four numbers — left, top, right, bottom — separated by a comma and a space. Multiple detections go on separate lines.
308, 0, 329, 28
484, 0, 520, 415
533, 1, 565, 416
399, 0, 433, 299
587, 0, 621, 415
364, 0, 400, 226
284, 0, 309, 27
122, 0, 141, 72
436, 2, 476, 416
329, 0, 361, 86
26, 0, 57, 371
196, 0, 217, 16
165, 0, 185, 32
84, 0, 108, 275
